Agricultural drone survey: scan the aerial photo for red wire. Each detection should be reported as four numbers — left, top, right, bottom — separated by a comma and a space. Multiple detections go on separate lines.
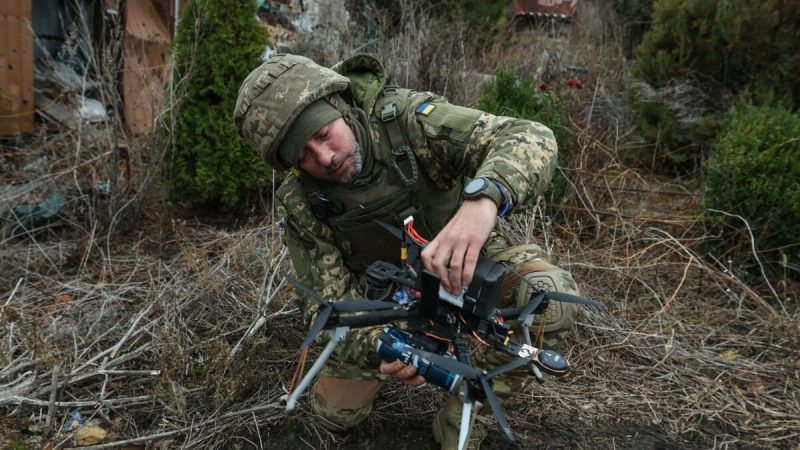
404, 220, 429, 245
288, 348, 308, 394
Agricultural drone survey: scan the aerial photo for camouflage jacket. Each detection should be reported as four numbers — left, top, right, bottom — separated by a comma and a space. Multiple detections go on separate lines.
276, 55, 558, 302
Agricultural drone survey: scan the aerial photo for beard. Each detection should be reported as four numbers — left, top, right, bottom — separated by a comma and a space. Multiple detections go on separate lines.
327, 135, 363, 184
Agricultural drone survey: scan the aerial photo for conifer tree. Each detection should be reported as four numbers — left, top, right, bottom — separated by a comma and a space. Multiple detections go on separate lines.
165, 0, 270, 207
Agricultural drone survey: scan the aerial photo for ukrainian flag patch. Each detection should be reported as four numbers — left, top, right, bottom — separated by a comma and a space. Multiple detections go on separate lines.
416, 102, 436, 116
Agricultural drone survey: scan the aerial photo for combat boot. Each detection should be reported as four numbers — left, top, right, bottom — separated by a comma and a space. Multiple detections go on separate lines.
432, 394, 487, 450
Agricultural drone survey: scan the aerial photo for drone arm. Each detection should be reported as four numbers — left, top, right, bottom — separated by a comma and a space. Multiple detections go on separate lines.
286, 326, 349, 411
331, 309, 416, 329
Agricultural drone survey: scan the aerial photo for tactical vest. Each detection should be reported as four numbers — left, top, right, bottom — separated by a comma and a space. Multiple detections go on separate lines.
305, 87, 462, 273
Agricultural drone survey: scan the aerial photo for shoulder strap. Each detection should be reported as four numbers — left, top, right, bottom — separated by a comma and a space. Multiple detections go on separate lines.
379, 86, 419, 186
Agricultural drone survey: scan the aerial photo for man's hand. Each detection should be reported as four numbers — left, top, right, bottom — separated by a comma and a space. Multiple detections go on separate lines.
420, 197, 498, 293
380, 360, 426, 387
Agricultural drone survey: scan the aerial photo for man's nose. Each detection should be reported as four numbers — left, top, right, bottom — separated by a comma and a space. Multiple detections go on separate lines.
308, 142, 335, 167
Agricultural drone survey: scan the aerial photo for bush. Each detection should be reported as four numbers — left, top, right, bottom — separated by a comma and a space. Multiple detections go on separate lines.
478, 69, 579, 201
165, 0, 271, 208
704, 104, 800, 275
630, 0, 800, 170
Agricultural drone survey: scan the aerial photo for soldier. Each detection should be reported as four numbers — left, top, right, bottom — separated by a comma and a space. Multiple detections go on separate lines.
234, 54, 580, 449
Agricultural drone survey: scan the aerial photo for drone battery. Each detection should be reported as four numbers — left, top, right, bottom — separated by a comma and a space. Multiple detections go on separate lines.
376, 327, 461, 392
463, 257, 506, 319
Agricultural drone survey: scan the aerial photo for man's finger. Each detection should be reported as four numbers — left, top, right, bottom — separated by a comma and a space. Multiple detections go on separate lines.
431, 246, 453, 292
420, 240, 436, 269
403, 375, 426, 387
379, 360, 405, 375
448, 244, 469, 294
462, 244, 481, 287
397, 364, 419, 380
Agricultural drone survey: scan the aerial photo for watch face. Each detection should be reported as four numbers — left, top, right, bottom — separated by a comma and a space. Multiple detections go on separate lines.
464, 178, 488, 195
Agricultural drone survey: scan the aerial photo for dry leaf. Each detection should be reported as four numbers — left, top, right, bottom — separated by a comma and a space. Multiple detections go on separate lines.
48, 294, 74, 314
74, 425, 107, 446
747, 380, 765, 394
720, 349, 739, 361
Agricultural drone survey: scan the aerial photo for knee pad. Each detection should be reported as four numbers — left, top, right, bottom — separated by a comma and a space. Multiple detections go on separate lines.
498, 259, 578, 335
514, 264, 579, 334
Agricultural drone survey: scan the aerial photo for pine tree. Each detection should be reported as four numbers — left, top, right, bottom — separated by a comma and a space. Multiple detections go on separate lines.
165, 0, 270, 207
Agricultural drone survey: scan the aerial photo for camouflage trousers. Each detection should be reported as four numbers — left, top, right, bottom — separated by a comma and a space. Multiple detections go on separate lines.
309, 234, 580, 447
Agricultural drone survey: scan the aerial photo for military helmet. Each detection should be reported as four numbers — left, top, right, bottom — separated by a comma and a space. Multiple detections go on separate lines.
234, 54, 350, 170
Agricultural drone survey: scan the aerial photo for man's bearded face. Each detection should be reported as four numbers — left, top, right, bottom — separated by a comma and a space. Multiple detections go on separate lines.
296, 117, 363, 183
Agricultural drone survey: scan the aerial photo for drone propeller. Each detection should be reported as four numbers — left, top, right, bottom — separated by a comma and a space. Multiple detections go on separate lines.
302, 306, 333, 348
285, 273, 399, 348
513, 287, 603, 353
545, 291, 605, 309
334, 300, 400, 313
518, 291, 546, 327
402, 345, 538, 442
502, 262, 605, 310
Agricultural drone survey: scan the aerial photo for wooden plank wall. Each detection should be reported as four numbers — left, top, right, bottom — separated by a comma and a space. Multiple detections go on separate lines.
122, 0, 170, 134
0, 0, 34, 135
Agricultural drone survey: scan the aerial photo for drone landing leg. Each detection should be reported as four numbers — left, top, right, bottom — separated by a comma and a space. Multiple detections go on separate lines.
285, 326, 349, 411
457, 392, 473, 450
452, 336, 475, 450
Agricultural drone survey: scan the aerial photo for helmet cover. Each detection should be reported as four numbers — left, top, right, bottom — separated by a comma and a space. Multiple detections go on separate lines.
234, 54, 350, 170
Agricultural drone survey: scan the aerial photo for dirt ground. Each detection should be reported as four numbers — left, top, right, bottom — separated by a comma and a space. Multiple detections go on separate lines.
248, 408, 724, 450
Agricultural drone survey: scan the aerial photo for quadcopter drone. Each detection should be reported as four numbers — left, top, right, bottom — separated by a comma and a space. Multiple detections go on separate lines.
282, 218, 603, 450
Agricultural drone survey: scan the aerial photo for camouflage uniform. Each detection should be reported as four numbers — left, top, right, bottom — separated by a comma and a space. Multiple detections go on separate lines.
234, 54, 579, 449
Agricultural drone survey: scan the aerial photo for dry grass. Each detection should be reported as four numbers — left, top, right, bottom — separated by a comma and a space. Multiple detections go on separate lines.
3, 124, 797, 450
499, 132, 800, 449
2, 2, 798, 449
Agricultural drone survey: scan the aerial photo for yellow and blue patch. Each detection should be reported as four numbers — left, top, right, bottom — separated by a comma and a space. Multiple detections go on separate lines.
416, 102, 436, 116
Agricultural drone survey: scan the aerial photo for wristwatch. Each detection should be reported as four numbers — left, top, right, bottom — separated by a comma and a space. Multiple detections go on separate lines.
462, 177, 510, 216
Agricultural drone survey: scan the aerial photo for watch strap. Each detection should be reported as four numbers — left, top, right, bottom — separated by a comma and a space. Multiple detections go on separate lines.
463, 177, 508, 215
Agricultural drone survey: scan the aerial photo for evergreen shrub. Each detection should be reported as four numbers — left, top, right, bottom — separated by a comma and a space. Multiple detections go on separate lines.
705, 104, 800, 274
630, 0, 800, 170
165, 0, 270, 208
478, 69, 577, 201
